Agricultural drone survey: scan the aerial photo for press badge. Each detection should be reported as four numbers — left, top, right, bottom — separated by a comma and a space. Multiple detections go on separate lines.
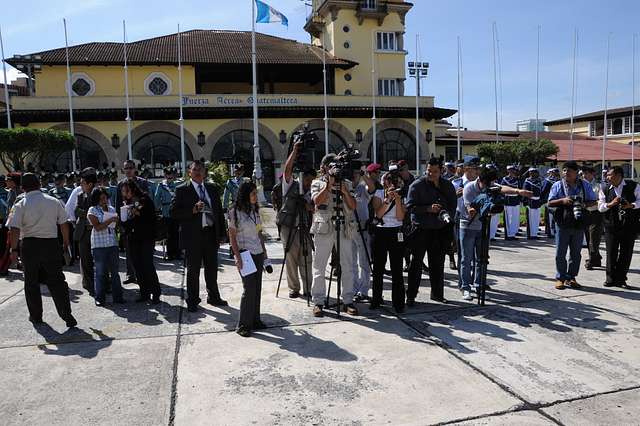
397, 232, 404, 242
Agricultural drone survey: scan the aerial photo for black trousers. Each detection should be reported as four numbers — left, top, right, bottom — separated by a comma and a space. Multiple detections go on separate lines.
124, 234, 137, 281
372, 227, 405, 310
78, 231, 94, 291
129, 239, 161, 297
238, 253, 264, 330
185, 227, 221, 306
604, 227, 637, 285
165, 217, 180, 259
408, 227, 451, 301
585, 212, 603, 265
21, 238, 73, 321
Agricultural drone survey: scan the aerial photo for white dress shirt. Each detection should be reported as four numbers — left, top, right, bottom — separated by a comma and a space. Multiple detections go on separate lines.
191, 180, 212, 228
598, 180, 640, 212
64, 185, 84, 222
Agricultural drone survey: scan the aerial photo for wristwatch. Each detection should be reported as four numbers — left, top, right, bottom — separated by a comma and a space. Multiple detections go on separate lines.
9, 247, 19, 254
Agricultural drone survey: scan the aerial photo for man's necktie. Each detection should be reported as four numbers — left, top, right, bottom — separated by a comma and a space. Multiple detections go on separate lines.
198, 184, 213, 227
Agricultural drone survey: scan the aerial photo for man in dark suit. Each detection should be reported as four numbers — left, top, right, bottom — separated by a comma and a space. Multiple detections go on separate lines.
116, 160, 152, 284
171, 160, 228, 312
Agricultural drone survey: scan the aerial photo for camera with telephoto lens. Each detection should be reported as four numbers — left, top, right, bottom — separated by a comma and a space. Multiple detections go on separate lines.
328, 145, 361, 183
470, 185, 505, 219
570, 195, 584, 221
290, 123, 319, 173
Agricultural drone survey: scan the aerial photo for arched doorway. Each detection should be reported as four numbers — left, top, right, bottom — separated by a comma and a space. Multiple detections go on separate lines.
48, 134, 108, 172
367, 128, 416, 169
133, 132, 194, 177
211, 130, 275, 190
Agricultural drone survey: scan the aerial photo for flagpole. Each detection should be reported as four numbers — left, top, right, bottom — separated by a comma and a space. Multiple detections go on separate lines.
492, 22, 499, 144
0, 25, 12, 129
371, 30, 377, 163
177, 24, 186, 176
569, 29, 578, 161
322, 31, 329, 155
63, 18, 77, 170
632, 33, 636, 180
496, 33, 504, 132
535, 25, 540, 143
456, 35, 461, 162
251, 0, 265, 204
414, 34, 420, 173
602, 33, 611, 171
123, 20, 133, 160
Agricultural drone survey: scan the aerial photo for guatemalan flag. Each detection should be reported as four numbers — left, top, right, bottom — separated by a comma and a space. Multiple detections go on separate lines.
255, 0, 289, 27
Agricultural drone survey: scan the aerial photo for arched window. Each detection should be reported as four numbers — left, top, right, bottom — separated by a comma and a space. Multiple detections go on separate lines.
211, 130, 275, 190
133, 132, 194, 177
367, 128, 416, 169
48, 135, 107, 172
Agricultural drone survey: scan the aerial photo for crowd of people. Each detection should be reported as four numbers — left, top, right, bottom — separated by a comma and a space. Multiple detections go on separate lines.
2, 149, 639, 337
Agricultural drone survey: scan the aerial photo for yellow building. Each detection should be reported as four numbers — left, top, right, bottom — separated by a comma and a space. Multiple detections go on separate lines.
4, 0, 454, 189
545, 105, 640, 146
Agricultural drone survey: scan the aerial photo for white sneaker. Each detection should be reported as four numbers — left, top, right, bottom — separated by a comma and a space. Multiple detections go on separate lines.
462, 290, 473, 301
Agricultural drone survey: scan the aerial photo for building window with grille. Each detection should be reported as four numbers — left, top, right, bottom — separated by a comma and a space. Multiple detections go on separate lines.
378, 79, 400, 96
67, 72, 95, 97
144, 72, 172, 96
362, 0, 377, 10
376, 32, 398, 51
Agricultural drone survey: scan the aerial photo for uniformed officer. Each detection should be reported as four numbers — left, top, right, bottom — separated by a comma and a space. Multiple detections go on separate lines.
501, 165, 522, 240
7, 173, 77, 327
223, 164, 248, 212
523, 167, 544, 239
442, 162, 456, 180
542, 167, 561, 238
49, 174, 72, 205
154, 167, 182, 260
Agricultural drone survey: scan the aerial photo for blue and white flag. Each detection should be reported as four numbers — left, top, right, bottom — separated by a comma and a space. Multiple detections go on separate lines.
255, 0, 288, 27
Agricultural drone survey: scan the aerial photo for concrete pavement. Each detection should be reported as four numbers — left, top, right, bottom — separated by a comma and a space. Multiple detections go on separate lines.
0, 227, 639, 425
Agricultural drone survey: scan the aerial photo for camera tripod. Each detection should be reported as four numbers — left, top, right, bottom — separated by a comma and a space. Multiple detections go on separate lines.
275, 175, 313, 306
325, 185, 347, 316
473, 216, 492, 306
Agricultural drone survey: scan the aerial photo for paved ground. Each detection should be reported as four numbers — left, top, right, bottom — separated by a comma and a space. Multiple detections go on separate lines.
1, 219, 639, 425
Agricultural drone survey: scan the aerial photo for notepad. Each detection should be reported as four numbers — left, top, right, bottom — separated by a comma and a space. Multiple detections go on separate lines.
239, 250, 257, 277
103, 211, 117, 228
120, 206, 129, 222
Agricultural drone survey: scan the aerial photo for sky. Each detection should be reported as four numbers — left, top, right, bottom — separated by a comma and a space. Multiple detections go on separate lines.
1, 0, 639, 130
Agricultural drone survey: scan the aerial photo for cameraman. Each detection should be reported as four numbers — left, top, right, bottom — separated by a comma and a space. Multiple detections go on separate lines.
598, 166, 640, 288
406, 157, 457, 305
547, 161, 597, 289
280, 141, 316, 298
310, 154, 358, 317
459, 166, 532, 301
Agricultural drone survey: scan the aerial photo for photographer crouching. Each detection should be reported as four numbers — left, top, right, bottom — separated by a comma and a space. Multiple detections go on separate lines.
598, 166, 640, 288
406, 157, 457, 305
547, 161, 597, 290
310, 151, 359, 317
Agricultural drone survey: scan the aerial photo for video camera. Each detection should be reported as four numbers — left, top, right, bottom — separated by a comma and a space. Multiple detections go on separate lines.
570, 195, 584, 222
290, 123, 319, 173
329, 145, 361, 183
471, 185, 505, 219
387, 164, 404, 188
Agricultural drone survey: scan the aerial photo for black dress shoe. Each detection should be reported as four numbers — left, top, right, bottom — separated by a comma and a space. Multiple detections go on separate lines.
64, 316, 78, 328
207, 297, 228, 307
236, 327, 251, 337
253, 321, 267, 330
288, 290, 300, 299
95, 300, 104, 307
29, 316, 44, 325
430, 296, 448, 304
187, 305, 198, 313
406, 298, 415, 307
369, 301, 381, 310
603, 281, 616, 287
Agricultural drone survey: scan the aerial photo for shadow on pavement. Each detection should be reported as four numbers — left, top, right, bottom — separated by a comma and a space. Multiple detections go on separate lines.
35, 326, 113, 358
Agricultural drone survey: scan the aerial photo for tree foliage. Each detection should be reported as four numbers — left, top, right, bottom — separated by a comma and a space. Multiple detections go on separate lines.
476, 138, 559, 170
0, 127, 76, 171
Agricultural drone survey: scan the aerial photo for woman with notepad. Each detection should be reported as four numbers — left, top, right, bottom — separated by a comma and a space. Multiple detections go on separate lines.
87, 187, 124, 306
228, 181, 269, 337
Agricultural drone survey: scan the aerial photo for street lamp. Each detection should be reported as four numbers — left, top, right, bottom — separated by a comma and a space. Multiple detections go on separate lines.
279, 129, 287, 145
425, 129, 433, 143
197, 131, 206, 147
12, 54, 43, 96
355, 128, 363, 144
409, 60, 429, 174
111, 133, 120, 149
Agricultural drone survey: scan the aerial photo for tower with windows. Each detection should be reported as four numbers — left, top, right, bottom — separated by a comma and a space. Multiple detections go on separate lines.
305, 0, 412, 97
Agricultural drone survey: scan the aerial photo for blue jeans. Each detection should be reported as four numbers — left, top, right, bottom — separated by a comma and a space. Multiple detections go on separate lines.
554, 226, 584, 281
92, 246, 123, 302
459, 227, 482, 291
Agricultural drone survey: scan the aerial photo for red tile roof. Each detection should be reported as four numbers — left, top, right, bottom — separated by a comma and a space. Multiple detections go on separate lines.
552, 139, 637, 161
6, 30, 357, 68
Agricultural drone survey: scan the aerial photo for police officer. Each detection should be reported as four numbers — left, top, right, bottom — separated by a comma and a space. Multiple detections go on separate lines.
598, 166, 640, 288
501, 165, 522, 240
309, 154, 359, 317
523, 167, 544, 239
49, 174, 72, 205
542, 167, 561, 238
223, 164, 247, 213
7, 173, 77, 327
154, 167, 181, 260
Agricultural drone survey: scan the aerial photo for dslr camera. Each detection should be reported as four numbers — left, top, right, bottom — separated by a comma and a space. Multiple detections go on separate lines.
570, 195, 584, 222
290, 123, 319, 173
329, 145, 361, 183
387, 164, 404, 189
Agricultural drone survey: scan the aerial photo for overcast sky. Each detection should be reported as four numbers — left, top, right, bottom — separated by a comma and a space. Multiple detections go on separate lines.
2, 0, 639, 130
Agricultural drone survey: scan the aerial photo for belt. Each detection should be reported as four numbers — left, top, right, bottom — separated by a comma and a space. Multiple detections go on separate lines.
530, 197, 540, 200
506, 194, 519, 197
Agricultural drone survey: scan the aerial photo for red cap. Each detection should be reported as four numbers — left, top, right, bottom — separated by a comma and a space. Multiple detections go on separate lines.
396, 160, 408, 169
366, 163, 382, 173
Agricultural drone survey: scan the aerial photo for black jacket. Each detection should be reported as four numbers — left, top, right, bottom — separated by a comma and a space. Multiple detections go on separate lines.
406, 176, 457, 230
121, 193, 156, 242
170, 181, 226, 248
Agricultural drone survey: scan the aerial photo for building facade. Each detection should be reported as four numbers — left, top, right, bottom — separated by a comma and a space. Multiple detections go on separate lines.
516, 118, 546, 132
3, 0, 455, 189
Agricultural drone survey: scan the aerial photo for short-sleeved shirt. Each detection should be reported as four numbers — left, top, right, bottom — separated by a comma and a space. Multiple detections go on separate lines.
460, 179, 484, 231
353, 181, 372, 225
373, 189, 403, 228
548, 179, 597, 203
8, 191, 68, 238
88, 205, 118, 249
228, 207, 264, 255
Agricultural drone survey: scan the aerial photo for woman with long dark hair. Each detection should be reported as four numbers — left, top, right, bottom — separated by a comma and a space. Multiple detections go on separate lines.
228, 181, 269, 337
120, 181, 161, 303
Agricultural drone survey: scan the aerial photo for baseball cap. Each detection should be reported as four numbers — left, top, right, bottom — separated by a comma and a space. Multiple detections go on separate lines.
366, 163, 382, 173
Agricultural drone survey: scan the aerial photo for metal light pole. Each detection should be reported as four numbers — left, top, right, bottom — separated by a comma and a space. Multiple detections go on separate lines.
408, 52, 428, 174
